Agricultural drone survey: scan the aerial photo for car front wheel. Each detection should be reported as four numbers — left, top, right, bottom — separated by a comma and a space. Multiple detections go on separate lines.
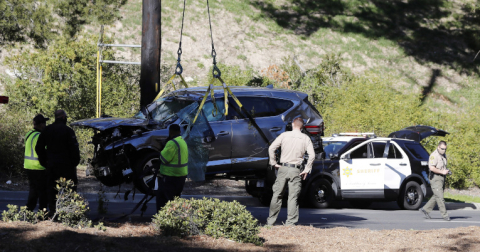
133, 152, 160, 196
398, 181, 424, 210
308, 178, 334, 209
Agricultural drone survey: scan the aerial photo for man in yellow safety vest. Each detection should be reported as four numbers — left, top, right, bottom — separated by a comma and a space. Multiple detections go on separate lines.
156, 124, 189, 211
24, 114, 49, 211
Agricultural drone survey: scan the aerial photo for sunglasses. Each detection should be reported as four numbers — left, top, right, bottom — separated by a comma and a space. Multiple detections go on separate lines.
439, 147, 447, 151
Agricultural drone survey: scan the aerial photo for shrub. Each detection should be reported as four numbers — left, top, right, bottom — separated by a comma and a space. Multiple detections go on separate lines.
53, 178, 92, 229
0, 107, 34, 175
1, 204, 47, 224
152, 197, 262, 245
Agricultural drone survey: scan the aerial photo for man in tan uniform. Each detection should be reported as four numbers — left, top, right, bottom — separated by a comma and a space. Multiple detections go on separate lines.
266, 117, 315, 226
420, 141, 450, 221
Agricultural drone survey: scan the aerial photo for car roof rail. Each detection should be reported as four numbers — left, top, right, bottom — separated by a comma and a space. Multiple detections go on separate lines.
333, 132, 377, 138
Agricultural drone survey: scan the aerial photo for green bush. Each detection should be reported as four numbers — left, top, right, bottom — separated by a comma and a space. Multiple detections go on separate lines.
1, 34, 140, 169
1, 204, 48, 224
53, 178, 92, 229
0, 107, 35, 175
152, 197, 262, 245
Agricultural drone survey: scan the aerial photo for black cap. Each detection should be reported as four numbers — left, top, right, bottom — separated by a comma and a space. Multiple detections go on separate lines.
33, 114, 50, 124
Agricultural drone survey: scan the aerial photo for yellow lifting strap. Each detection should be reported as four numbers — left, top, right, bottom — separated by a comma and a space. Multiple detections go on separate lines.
192, 77, 243, 124
152, 73, 189, 102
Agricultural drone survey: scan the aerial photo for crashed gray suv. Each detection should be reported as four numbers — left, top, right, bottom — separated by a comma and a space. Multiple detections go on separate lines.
72, 86, 324, 195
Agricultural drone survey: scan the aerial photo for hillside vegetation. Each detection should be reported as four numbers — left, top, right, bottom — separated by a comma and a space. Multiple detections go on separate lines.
0, 0, 479, 188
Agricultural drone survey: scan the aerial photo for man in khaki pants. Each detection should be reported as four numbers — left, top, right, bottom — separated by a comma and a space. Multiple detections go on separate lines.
420, 141, 450, 221
266, 117, 315, 226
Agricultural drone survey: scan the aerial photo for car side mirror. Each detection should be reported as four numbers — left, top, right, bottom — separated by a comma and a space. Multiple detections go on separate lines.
341, 153, 351, 160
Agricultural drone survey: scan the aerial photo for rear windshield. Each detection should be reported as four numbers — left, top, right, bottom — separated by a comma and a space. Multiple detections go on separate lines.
323, 141, 348, 158
404, 143, 430, 160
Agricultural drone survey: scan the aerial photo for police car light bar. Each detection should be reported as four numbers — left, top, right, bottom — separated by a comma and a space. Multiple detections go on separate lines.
335, 132, 376, 137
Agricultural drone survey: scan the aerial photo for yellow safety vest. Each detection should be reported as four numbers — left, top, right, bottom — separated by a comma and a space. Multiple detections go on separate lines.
160, 136, 188, 177
24, 129, 45, 170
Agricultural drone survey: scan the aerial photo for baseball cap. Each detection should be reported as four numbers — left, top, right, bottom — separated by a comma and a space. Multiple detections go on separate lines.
33, 114, 50, 124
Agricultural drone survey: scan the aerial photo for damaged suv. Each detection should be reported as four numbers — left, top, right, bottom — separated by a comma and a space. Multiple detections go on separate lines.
72, 86, 324, 194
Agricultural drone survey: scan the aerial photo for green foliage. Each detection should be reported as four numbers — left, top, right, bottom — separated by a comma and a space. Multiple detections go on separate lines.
0, 0, 55, 46
53, 178, 92, 229
2, 34, 140, 167
1, 204, 48, 224
5, 34, 140, 121
55, 0, 127, 37
152, 197, 262, 245
94, 221, 107, 231
0, 107, 34, 174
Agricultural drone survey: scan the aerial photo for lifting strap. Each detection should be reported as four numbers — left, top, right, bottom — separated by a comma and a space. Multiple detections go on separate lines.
191, 0, 271, 145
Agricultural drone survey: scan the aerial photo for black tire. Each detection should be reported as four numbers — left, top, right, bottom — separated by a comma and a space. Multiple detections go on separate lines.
133, 152, 160, 196
308, 178, 334, 209
398, 181, 424, 210
349, 200, 372, 209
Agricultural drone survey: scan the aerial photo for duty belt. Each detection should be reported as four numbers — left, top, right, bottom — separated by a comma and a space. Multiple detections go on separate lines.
282, 163, 301, 168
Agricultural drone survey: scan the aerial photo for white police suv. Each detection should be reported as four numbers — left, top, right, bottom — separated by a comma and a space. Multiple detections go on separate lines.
303, 125, 448, 210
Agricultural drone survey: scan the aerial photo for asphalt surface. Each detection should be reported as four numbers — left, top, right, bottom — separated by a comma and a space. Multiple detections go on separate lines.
1, 191, 480, 230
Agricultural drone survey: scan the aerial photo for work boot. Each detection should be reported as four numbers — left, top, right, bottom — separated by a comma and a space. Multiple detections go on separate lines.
419, 208, 431, 219
443, 216, 451, 221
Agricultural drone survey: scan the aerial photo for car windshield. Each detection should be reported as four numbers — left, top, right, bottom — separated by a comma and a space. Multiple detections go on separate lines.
323, 141, 348, 158
133, 97, 194, 122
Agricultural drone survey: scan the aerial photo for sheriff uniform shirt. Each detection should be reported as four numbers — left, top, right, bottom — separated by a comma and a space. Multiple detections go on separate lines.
268, 130, 315, 174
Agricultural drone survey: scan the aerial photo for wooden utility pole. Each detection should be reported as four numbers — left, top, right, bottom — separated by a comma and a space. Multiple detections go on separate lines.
139, 0, 161, 109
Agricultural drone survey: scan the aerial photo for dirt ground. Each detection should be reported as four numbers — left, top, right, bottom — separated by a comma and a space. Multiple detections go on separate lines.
1, 221, 480, 251
3, 169, 480, 251
0, 168, 249, 196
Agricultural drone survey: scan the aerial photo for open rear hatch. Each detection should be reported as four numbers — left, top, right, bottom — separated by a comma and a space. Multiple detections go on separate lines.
388, 125, 449, 142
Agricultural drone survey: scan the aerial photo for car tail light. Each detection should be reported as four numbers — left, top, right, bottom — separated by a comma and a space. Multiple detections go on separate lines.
305, 125, 322, 135
0, 96, 8, 104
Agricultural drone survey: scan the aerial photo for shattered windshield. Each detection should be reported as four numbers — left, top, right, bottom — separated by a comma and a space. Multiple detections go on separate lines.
133, 97, 194, 122
323, 141, 348, 158
176, 102, 215, 182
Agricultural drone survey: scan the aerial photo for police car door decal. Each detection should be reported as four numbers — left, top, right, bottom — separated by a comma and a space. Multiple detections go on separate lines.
384, 142, 411, 189
339, 141, 385, 190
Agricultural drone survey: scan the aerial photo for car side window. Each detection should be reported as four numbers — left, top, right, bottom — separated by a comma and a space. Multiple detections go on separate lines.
387, 144, 403, 159
372, 142, 386, 158
269, 98, 293, 116
202, 99, 226, 122
237, 97, 274, 118
405, 143, 430, 159
350, 144, 369, 159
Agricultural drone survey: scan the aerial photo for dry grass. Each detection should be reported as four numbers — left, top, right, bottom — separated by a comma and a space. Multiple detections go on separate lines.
1, 221, 480, 251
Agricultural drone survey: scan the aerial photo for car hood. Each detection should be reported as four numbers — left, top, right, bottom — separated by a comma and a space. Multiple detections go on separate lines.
71, 117, 148, 131
388, 125, 449, 142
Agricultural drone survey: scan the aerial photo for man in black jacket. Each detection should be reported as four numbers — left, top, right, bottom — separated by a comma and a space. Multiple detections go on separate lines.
36, 110, 80, 214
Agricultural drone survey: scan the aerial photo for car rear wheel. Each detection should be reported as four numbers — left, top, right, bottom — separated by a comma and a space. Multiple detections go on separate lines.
398, 181, 424, 210
308, 178, 334, 209
133, 152, 160, 196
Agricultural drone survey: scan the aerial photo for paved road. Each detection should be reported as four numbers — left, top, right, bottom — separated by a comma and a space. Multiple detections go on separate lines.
1, 191, 480, 230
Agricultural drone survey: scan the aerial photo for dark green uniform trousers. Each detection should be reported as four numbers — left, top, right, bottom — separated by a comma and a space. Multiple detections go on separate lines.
266, 165, 302, 226
423, 174, 448, 218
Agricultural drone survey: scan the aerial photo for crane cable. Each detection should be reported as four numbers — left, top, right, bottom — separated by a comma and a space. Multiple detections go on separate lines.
192, 0, 270, 146
153, 0, 189, 102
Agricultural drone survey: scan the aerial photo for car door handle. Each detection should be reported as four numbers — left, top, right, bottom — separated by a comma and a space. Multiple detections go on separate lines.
217, 131, 229, 136
370, 163, 381, 166
400, 163, 407, 166
270, 127, 282, 132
